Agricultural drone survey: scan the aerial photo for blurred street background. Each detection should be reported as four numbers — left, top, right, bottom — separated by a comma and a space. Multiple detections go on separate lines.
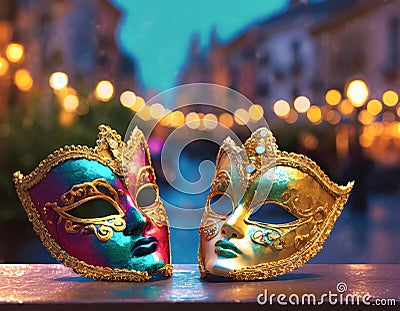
0, 0, 399, 264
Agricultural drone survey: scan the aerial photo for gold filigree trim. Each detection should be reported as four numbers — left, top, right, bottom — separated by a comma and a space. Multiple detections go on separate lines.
198, 127, 354, 281
13, 125, 172, 282
45, 178, 126, 242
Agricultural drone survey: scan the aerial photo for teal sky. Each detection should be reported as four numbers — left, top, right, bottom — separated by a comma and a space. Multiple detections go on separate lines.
111, 0, 290, 92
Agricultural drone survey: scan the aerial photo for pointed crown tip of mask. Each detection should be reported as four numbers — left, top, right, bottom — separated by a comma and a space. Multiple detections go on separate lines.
222, 136, 236, 146
128, 126, 148, 147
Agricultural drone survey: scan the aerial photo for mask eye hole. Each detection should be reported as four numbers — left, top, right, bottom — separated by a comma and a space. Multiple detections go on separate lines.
249, 203, 298, 225
67, 199, 119, 219
136, 185, 158, 208
209, 193, 233, 217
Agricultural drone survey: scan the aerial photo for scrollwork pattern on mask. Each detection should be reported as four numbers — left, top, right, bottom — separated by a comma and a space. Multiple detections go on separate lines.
45, 178, 126, 242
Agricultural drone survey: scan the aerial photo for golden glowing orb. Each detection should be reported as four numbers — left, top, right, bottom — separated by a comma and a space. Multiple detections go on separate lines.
6, 43, 24, 63
382, 90, 398, 107
306, 105, 322, 124
49, 72, 68, 90
63, 94, 79, 112
170, 111, 185, 128
248, 104, 264, 121
294, 96, 310, 113
218, 113, 234, 128
234, 108, 249, 125
95, 80, 114, 102
366, 99, 382, 116
203, 113, 218, 130
186, 112, 201, 129
120, 91, 136, 108
346, 79, 369, 107
150, 103, 165, 119
14, 68, 33, 92
325, 89, 342, 106
273, 100, 290, 118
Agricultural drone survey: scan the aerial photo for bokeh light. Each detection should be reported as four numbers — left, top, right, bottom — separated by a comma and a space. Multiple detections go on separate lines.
325, 110, 341, 125
131, 96, 145, 112
0, 57, 9, 76
234, 108, 249, 125
170, 110, 185, 127
294, 95, 310, 113
325, 89, 342, 106
339, 99, 354, 115
5, 43, 24, 63
14, 68, 33, 92
300, 132, 319, 150
285, 109, 298, 124
49, 72, 68, 90
248, 104, 264, 121
382, 90, 398, 107
273, 99, 290, 118
358, 110, 374, 125
120, 90, 136, 108
346, 79, 369, 107
137, 104, 151, 121
306, 105, 322, 124
159, 110, 173, 126
366, 99, 382, 116
94, 80, 114, 102
63, 94, 79, 112
203, 113, 218, 130
150, 103, 165, 119
218, 112, 234, 128
185, 112, 201, 129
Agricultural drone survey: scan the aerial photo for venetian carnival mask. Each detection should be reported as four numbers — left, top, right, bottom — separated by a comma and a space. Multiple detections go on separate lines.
199, 127, 353, 280
14, 125, 171, 281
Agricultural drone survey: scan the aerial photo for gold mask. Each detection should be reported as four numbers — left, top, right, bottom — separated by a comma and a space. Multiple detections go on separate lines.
198, 128, 353, 280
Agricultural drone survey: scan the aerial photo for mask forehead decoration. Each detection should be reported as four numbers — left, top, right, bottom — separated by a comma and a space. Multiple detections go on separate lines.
14, 125, 172, 281
199, 127, 353, 281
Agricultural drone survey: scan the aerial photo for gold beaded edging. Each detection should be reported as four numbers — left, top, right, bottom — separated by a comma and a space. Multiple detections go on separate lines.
198, 127, 353, 281
13, 125, 172, 281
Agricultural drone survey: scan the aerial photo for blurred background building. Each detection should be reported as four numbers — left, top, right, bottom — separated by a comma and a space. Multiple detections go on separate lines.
0, 0, 399, 264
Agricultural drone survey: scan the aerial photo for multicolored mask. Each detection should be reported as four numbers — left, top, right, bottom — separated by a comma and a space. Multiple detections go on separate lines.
199, 128, 353, 280
14, 125, 172, 281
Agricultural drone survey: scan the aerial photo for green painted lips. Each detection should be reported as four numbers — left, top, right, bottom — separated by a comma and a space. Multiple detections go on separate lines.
215, 239, 242, 258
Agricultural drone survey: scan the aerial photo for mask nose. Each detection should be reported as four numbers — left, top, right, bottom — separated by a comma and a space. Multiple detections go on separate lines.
221, 204, 246, 239
123, 203, 150, 236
